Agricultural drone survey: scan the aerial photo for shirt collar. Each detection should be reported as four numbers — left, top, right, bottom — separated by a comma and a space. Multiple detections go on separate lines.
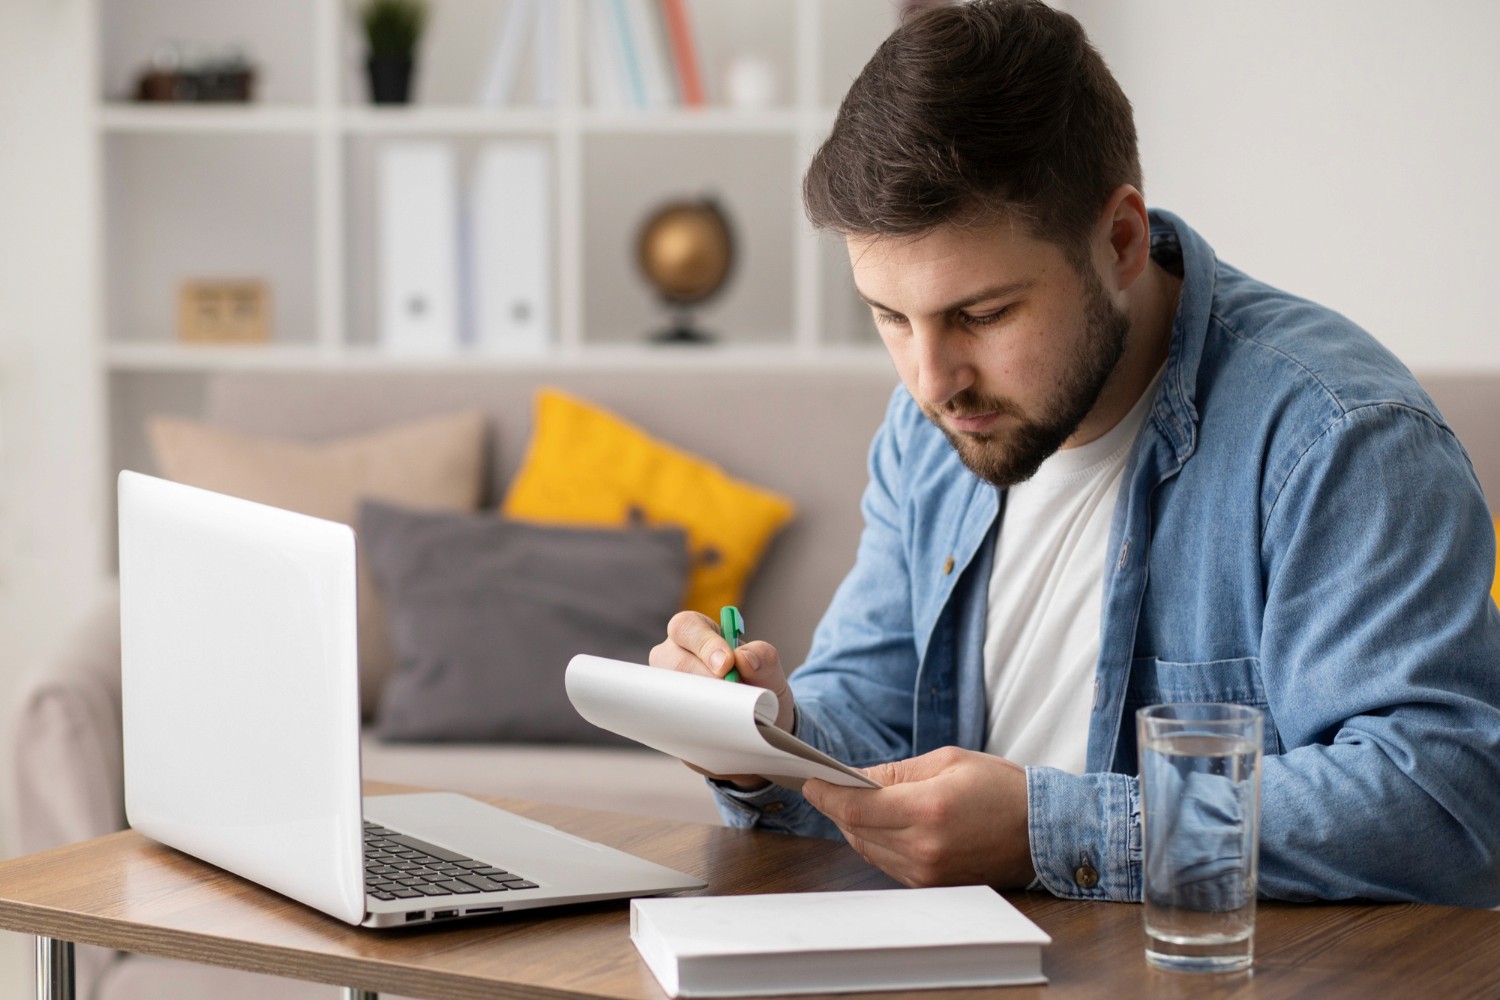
1146, 208, 1218, 468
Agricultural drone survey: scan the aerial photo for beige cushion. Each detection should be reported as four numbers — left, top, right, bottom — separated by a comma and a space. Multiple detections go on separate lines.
146, 411, 488, 715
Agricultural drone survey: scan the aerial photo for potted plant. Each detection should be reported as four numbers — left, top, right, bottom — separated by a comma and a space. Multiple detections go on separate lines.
358, 0, 428, 104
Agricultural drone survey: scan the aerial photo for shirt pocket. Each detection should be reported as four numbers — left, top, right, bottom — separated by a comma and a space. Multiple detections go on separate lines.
1125, 656, 1284, 758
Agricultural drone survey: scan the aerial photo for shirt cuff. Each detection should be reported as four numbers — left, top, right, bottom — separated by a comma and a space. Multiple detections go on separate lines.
704, 706, 829, 834
1026, 766, 1142, 902
707, 776, 833, 835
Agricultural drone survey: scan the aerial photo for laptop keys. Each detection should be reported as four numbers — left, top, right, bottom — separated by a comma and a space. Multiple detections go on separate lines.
363, 821, 536, 900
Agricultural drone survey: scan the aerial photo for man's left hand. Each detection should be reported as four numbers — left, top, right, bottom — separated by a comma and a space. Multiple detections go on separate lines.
801, 747, 1036, 888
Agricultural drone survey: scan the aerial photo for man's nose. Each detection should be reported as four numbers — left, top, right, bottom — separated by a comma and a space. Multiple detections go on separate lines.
912, 325, 973, 409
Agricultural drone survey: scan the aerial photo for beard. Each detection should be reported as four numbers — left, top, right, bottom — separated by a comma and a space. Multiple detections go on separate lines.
923, 271, 1131, 488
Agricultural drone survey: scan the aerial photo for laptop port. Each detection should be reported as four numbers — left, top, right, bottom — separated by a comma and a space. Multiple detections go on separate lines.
466, 905, 505, 915
404, 912, 426, 923
431, 909, 458, 920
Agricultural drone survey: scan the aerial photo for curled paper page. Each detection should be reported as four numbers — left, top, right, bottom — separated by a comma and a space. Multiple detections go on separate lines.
566, 655, 878, 789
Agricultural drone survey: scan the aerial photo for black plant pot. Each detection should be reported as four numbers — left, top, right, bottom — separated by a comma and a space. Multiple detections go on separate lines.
366, 55, 415, 105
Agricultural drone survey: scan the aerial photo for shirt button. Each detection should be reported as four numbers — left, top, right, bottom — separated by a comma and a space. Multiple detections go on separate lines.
942, 556, 955, 575
1074, 865, 1100, 889
764, 802, 785, 814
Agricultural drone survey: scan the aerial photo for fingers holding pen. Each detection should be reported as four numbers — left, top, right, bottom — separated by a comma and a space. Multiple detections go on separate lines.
649, 610, 734, 678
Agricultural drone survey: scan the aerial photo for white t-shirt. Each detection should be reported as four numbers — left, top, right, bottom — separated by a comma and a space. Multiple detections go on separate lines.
982, 373, 1162, 773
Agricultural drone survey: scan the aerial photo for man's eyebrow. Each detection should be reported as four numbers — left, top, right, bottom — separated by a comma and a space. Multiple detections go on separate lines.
853, 280, 1035, 315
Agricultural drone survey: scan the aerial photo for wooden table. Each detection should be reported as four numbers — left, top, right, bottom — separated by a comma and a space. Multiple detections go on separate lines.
2, 787, 1498, 1000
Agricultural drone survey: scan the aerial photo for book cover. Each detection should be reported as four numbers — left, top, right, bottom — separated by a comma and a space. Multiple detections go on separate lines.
624, 0, 678, 107
532, 0, 559, 107
631, 886, 1051, 997
660, 0, 705, 106
585, 0, 630, 109
607, 0, 647, 108
475, 0, 538, 107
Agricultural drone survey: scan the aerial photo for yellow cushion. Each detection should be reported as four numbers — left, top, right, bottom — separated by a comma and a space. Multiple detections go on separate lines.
502, 388, 795, 617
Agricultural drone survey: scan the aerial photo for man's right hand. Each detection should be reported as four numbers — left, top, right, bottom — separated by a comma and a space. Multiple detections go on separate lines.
648, 610, 796, 791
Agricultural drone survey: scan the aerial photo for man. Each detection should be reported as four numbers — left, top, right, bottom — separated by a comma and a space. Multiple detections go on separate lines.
649, 0, 1500, 905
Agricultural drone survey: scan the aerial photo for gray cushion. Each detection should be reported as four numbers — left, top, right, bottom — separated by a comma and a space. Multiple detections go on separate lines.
359, 501, 688, 744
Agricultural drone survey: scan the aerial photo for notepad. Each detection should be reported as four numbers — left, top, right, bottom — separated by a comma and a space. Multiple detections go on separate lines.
630, 886, 1051, 997
565, 655, 877, 789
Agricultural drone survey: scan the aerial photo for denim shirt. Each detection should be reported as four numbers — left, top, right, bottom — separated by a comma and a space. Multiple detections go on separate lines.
714, 210, 1500, 908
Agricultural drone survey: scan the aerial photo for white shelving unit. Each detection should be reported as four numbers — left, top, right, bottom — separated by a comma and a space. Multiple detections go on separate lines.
94, 0, 899, 366
92, 0, 901, 487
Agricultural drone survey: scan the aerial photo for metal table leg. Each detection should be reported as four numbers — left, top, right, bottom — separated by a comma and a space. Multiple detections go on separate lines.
36, 937, 74, 1000
35, 935, 376, 1000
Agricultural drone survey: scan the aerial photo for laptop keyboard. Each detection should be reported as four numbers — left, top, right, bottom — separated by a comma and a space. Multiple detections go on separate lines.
363, 821, 539, 901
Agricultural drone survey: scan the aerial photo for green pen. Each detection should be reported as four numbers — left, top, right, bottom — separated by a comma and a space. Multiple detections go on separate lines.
719, 605, 744, 683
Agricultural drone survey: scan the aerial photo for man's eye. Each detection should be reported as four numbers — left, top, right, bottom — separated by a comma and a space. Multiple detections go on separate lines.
874, 311, 908, 328
960, 305, 1012, 328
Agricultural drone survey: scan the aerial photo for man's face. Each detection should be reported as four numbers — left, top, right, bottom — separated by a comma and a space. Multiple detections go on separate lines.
848, 220, 1130, 487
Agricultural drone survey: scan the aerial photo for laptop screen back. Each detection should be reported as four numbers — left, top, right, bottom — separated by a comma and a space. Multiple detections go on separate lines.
118, 471, 366, 924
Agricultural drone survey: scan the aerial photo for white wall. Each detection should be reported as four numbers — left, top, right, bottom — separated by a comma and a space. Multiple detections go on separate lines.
0, 0, 105, 827
0, 0, 101, 990
1068, 0, 1500, 372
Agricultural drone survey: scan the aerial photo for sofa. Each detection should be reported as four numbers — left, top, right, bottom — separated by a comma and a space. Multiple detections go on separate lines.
6, 365, 902, 999
8, 367, 1498, 1000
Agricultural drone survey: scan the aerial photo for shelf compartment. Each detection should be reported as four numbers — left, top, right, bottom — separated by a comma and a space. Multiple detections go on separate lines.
103, 132, 319, 349
581, 131, 798, 348
342, 133, 562, 353
99, 0, 317, 104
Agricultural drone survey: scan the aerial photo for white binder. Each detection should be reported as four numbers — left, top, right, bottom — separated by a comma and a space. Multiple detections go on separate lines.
469, 141, 552, 356
377, 142, 460, 354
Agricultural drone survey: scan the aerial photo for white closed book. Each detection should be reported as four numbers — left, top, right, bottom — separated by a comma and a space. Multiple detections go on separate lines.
630, 886, 1051, 998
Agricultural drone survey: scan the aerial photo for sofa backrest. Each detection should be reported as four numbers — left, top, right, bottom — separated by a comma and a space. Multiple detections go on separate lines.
203, 367, 901, 672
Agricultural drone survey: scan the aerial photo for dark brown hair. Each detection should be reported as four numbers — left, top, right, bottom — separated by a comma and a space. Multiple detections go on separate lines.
803, 0, 1141, 263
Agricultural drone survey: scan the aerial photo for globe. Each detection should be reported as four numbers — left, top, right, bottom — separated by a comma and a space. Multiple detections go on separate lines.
636, 198, 735, 343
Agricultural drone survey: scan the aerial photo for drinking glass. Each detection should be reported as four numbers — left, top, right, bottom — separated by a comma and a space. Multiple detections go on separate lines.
1137, 703, 1263, 973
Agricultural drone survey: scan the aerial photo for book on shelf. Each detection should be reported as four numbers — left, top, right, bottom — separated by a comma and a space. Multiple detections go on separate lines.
565, 655, 877, 789
606, 0, 647, 108
660, 0, 705, 106
584, 0, 703, 110
585, 0, 630, 108
475, 0, 559, 107
475, 0, 535, 107
626, 0, 678, 107
630, 886, 1052, 998
533, 0, 559, 107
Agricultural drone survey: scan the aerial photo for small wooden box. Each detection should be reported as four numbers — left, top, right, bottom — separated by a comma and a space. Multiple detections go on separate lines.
177, 280, 272, 344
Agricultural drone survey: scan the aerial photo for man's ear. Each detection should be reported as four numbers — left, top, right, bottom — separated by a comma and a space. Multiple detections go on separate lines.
1097, 184, 1151, 292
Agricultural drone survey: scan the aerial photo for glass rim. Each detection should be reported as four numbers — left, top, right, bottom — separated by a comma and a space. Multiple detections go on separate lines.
1136, 702, 1264, 725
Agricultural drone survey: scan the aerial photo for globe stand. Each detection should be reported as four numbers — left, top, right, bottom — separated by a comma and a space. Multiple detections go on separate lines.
650, 310, 714, 345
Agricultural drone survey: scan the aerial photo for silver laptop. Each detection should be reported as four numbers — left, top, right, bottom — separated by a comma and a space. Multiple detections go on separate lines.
118, 470, 705, 928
